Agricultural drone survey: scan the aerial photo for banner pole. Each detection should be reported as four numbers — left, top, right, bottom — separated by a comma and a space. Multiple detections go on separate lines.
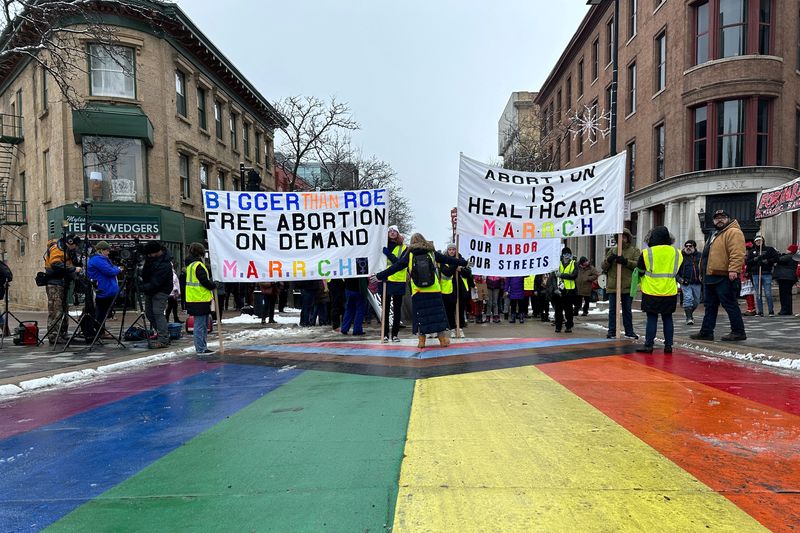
455, 234, 461, 339
381, 281, 388, 343
212, 288, 224, 354
616, 233, 623, 340
757, 238, 763, 310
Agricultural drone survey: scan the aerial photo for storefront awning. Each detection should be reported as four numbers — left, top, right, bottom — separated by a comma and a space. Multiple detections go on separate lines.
72, 104, 154, 147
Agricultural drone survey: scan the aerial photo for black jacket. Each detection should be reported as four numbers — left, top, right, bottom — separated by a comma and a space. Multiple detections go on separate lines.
746, 246, 780, 275
140, 251, 174, 296
772, 254, 799, 282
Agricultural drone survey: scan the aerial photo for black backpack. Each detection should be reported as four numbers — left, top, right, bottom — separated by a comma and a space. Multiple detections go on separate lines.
409, 252, 437, 288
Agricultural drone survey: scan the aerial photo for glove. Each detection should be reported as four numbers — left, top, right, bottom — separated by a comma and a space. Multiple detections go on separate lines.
615, 255, 627, 265
607, 253, 618, 264
382, 247, 390, 256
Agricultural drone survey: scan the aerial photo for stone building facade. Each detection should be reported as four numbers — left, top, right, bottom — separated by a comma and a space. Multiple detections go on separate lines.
0, 1, 285, 308
533, 0, 800, 261
498, 91, 541, 166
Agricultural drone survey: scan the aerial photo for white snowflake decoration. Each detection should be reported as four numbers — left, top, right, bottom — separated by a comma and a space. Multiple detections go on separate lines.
567, 104, 612, 140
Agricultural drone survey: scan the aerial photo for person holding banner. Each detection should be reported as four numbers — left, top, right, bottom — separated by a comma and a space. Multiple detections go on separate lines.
485, 276, 504, 323
602, 229, 640, 339
634, 226, 682, 354
745, 233, 779, 317
691, 209, 747, 342
552, 248, 578, 333
375, 233, 467, 349
505, 276, 526, 324
184, 242, 217, 354
677, 240, 703, 325
381, 225, 408, 342
440, 243, 473, 334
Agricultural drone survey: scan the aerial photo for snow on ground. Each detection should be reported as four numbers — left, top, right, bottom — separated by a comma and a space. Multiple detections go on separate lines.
222, 314, 299, 325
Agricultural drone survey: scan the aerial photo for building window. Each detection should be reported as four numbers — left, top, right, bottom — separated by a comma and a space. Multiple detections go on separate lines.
243, 123, 250, 158
694, 0, 773, 65
217, 169, 226, 190
577, 130, 584, 155
15, 89, 22, 136
628, 0, 637, 40
197, 87, 207, 130
693, 105, 708, 170
717, 99, 744, 168
590, 99, 598, 144
606, 18, 614, 66
214, 100, 223, 139
232, 177, 240, 191
89, 44, 135, 98
626, 62, 636, 115
795, 109, 800, 169
655, 31, 666, 93
82, 136, 146, 203
41, 68, 48, 110
797, 9, 800, 70
577, 60, 584, 98
756, 98, 769, 165
591, 38, 599, 81
179, 153, 190, 199
175, 71, 186, 117
255, 132, 262, 164
42, 149, 49, 198
200, 163, 209, 190
230, 112, 238, 151
605, 84, 613, 131
566, 76, 572, 110
654, 123, 665, 181
565, 129, 571, 161
626, 141, 636, 192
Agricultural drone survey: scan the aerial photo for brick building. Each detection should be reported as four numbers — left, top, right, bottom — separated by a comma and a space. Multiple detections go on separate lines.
0, 0, 285, 308
533, 0, 800, 261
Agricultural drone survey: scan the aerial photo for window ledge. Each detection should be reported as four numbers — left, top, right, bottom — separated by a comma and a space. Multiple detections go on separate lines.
181, 198, 195, 207
244, 155, 252, 163
43, 198, 52, 205
38, 108, 49, 120
653, 1, 666, 15
85, 95, 141, 105
624, 110, 636, 121
651, 88, 666, 100
590, 77, 598, 87
176, 113, 191, 126
199, 127, 211, 138
577, 94, 584, 103
684, 54, 784, 75
231, 148, 240, 156
216, 139, 226, 148
625, 33, 636, 47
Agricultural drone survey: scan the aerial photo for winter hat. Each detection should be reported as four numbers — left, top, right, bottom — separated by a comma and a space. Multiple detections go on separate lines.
94, 240, 110, 251
388, 225, 399, 233
788, 244, 799, 254
712, 209, 730, 219
754, 233, 764, 242
446, 242, 457, 251
561, 247, 572, 256
143, 241, 162, 255
745, 241, 753, 249
578, 256, 588, 264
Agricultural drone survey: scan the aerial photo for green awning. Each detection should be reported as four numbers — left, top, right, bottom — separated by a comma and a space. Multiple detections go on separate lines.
72, 104, 154, 146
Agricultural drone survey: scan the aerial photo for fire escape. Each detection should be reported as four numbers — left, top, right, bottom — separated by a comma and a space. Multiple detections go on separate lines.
0, 112, 25, 241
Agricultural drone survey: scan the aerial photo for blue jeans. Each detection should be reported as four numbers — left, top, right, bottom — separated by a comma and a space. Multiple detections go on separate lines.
607, 293, 635, 336
751, 274, 774, 314
645, 312, 674, 347
193, 313, 209, 353
700, 278, 746, 336
341, 289, 365, 334
681, 283, 702, 310
300, 290, 317, 326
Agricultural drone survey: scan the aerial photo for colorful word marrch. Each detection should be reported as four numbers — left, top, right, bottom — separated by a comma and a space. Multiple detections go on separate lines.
203, 189, 388, 281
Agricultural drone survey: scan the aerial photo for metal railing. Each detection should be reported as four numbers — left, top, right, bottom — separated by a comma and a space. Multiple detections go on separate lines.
0, 200, 27, 225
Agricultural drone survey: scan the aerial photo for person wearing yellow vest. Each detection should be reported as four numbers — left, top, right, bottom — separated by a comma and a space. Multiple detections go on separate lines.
553, 247, 578, 333
375, 233, 466, 349
185, 242, 217, 354
381, 225, 407, 342
439, 242, 473, 336
635, 226, 683, 354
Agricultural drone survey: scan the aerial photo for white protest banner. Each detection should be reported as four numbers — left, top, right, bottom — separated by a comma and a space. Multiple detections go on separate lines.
755, 175, 800, 220
457, 152, 626, 239
203, 189, 387, 281
458, 231, 562, 276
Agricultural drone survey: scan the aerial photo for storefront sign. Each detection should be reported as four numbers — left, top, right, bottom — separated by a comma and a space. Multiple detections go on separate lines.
203, 189, 387, 281
458, 231, 561, 276
65, 215, 160, 241
756, 176, 800, 220
457, 153, 626, 238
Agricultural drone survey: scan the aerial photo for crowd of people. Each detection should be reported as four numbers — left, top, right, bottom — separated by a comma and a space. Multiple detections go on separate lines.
38, 212, 800, 354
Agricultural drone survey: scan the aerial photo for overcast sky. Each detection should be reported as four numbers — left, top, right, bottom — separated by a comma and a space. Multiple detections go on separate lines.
179, 0, 589, 248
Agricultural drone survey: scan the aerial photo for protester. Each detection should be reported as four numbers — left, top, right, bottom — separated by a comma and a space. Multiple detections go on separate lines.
184, 242, 217, 354
677, 239, 703, 325
381, 225, 408, 342
741, 242, 757, 316
43, 234, 82, 344
258, 282, 278, 324
505, 276, 526, 324
745, 233, 779, 316
440, 243, 472, 335
553, 247, 578, 333
773, 244, 799, 316
140, 241, 174, 349
328, 278, 345, 331
165, 262, 181, 323
472, 275, 488, 323
340, 277, 367, 336
297, 280, 318, 327
691, 209, 747, 342
485, 275, 504, 323
534, 273, 551, 322
375, 232, 467, 348
635, 226, 682, 353
574, 257, 599, 317
602, 228, 640, 339
523, 274, 536, 319
313, 279, 330, 326
87, 241, 122, 332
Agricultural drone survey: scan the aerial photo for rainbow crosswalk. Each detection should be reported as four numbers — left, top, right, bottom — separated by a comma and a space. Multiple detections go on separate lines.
0, 338, 797, 532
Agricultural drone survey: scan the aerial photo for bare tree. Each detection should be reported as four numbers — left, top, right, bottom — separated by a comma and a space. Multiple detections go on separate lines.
275, 95, 359, 191
0, 0, 159, 109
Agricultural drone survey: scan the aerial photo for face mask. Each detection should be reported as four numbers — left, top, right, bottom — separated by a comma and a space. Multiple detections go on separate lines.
562, 254, 572, 261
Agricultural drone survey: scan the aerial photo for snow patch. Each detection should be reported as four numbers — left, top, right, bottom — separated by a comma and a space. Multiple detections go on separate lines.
0, 384, 23, 396
19, 369, 99, 391
222, 314, 300, 325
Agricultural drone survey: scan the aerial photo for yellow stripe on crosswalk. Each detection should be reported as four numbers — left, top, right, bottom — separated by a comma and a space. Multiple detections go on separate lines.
392, 366, 766, 532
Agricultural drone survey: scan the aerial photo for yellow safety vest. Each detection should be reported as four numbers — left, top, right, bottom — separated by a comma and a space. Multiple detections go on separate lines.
440, 272, 453, 295
387, 244, 408, 282
559, 260, 576, 290
186, 261, 213, 303
524, 274, 536, 291
407, 251, 441, 295
641, 245, 682, 296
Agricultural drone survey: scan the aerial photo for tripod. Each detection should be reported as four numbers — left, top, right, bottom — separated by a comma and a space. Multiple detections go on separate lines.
116, 268, 149, 344
39, 282, 85, 350
67, 282, 126, 353
0, 281, 23, 348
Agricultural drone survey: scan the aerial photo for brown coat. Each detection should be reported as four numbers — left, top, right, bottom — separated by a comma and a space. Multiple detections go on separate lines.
601, 229, 641, 294
575, 265, 600, 297
701, 219, 746, 277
